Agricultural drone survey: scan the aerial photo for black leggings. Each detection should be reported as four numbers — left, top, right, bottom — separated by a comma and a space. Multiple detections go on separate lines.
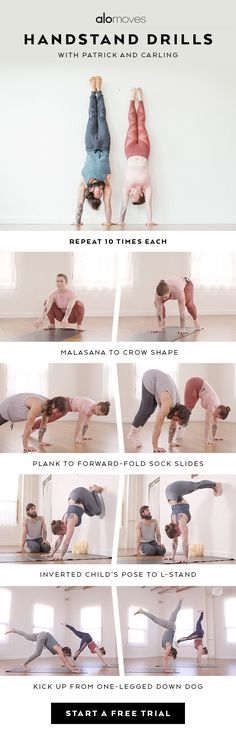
0, 415, 8, 426
133, 384, 157, 428
65, 624, 92, 659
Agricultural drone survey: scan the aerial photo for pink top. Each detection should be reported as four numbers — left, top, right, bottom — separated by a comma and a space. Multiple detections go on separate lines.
154, 277, 186, 313
125, 156, 151, 189
49, 289, 76, 311
69, 397, 96, 415
199, 381, 220, 411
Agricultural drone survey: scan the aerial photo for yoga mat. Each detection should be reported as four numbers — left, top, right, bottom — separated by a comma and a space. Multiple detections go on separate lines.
125, 666, 180, 674
0, 553, 111, 563
118, 554, 234, 564
128, 326, 203, 342
10, 328, 85, 342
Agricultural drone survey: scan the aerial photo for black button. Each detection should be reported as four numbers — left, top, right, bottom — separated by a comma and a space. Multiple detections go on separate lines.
51, 702, 185, 724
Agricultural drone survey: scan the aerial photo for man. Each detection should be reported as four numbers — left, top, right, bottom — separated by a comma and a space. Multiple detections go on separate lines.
127, 369, 191, 452
19, 503, 51, 554
177, 611, 208, 665
61, 624, 110, 666
164, 479, 222, 562
5, 628, 77, 672
135, 505, 166, 557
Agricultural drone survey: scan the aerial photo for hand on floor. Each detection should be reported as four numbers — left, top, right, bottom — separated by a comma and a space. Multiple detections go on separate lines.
153, 447, 166, 453
23, 446, 37, 452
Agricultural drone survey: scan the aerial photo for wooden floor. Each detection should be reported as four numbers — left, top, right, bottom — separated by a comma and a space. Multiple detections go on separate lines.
117, 549, 235, 565
0, 656, 118, 676
124, 656, 236, 676
0, 317, 113, 342
0, 421, 119, 453
118, 315, 236, 342
123, 421, 236, 453
1, 224, 235, 231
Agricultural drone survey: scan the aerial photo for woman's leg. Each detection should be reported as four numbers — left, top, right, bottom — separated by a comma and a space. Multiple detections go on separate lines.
184, 377, 203, 411
136, 610, 176, 632
165, 479, 218, 502
177, 631, 198, 643
9, 629, 38, 642
96, 91, 111, 151
124, 99, 138, 157
69, 487, 103, 517
137, 99, 150, 158
68, 301, 85, 326
168, 600, 183, 627
47, 302, 65, 326
24, 632, 46, 665
132, 384, 157, 428
184, 281, 198, 321
85, 92, 98, 151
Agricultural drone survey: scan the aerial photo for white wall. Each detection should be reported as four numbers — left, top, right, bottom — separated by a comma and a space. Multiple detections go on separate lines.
118, 363, 236, 422
0, 363, 117, 422
50, 474, 118, 555
0, 586, 116, 659
120, 253, 236, 315
1, 1, 235, 224
0, 253, 115, 317
119, 586, 236, 660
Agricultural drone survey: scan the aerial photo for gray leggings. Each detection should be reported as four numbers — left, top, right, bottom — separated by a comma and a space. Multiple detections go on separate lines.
85, 92, 111, 152
68, 487, 104, 517
165, 479, 216, 502
26, 538, 51, 553
141, 600, 183, 632
11, 629, 58, 665
133, 384, 157, 428
140, 541, 166, 556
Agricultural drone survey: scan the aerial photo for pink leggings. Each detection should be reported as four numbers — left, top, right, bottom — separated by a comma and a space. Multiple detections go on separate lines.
47, 300, 85, 326
125, 100, 150, 159
184, 377, 204, 411
162, 280, 197, 320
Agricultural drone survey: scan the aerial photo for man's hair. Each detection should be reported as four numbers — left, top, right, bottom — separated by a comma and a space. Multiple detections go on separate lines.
96, 401, 110, 416
218, 405, 231, 420
85, 180, 104, 209
165, 522, 179, 539
203, 646, 208, 655
139, 505, 149, 518
26, 503, 36, 513
62, 647, 72, 657
57, 273, 68, 283
167, 404, 191, 425
156, 280, 169, 296
46, 397, 68, 417
131, 193, 145, 205
51, 519, 63, 535
99, 647, 106, 655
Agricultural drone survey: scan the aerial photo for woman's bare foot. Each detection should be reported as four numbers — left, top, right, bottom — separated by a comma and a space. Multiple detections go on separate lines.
130, 87, 136, 100
89, 76, 96, 91
194, 319, 201, 330
137, 87, 143, 101
213, 482, 222, 496
96, 75, 102, 91
134, 608, 143, 616
89, 484, 104, 493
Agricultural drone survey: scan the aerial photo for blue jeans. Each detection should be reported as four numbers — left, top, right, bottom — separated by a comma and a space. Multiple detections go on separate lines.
85, 92, 110, 152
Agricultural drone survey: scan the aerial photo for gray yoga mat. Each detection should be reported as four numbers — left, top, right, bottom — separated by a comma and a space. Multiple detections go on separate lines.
0, 553, 111, 563
128, 326, 203, 342
10, 328, 85, 342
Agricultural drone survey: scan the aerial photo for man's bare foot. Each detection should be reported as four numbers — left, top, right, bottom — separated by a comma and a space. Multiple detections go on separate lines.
134, 608, 143, 616
89, 76, 96, 91
130, 87, 136, 100
213, 482, 222, 496
89, 484, 104, 493
95, 75, 102, 91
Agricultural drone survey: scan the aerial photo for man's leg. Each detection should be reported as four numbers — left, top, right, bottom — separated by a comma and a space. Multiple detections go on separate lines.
39, 541, 51, 553
96, 91, 111, 150
26, 540, 41, 553
68, 301, 85, 326
85, 92, 98, 151
140, 541, 166, 556
132, 384, 157, 428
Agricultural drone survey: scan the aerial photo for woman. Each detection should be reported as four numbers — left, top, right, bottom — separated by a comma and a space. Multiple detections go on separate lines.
32, 397, 110, 444
61, 624, 108, 666
0, 393, 68, 452
76, 76, 112, 225
120, 88, 153, 225
164, 479, 222, 562
134, 601, 183, 673
35, 273, 85, 331
50, 484, 105, 560
177, 611, 208, 665
127, 369, 190, 452
154, 277, 201, 334
184, 377, 230, 445
5, 628, 76, 672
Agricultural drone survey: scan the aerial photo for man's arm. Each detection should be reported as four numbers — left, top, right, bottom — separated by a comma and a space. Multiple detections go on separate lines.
75, 182, 86, 224
154, 521, 161, 544
19, 520, 28, 552
152, 394, 173, 452
23, 400, 43, 451
38, 413, 49, 446
41, 517, 48, 542
103, 182, 112, 224
119, 186, 129, 224
74, 412, 88, 443
135, 522, 141, 554
168, 419, 178, 446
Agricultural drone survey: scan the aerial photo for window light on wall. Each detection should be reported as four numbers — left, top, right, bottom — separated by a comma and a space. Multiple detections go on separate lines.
224, 598, 236, 643
0, 474, 19, 526
190, 251, 236, 289
175, 608, 194, 644
33, 603, 54, 635
128, 606, 148, 646
72, 252, 133, 291
7, 362, 48, 396
0, 588, 11, 642
0, 253, 16, 289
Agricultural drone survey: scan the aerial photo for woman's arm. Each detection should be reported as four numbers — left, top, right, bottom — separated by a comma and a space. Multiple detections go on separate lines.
119, 186, 129, 224
61, 297, 77, 325
35, 294, 55, 327
76, 181, 86, 224
145, 185, 152, 225
179, 517, 189, 561
152, 395, 173, 452
52, 516, 76, 560
204, 410, 214, 444
74, 412, 88, 443
94, 646, 109, 665
135, 523, 141, 554
154, 294, 164, 332
104, 182, 112, 224
163, 642, 172, 671
54, 645, 77, 672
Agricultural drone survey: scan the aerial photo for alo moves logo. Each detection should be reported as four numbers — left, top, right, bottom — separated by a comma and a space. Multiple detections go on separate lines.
96, 13, 146, 23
